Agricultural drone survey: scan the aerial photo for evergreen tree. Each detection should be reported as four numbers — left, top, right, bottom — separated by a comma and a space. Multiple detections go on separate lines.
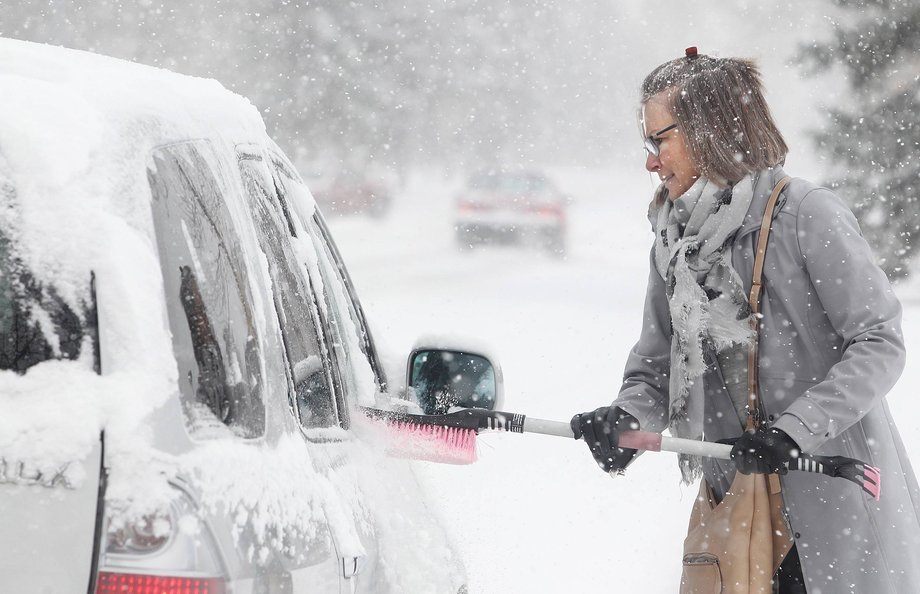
798, 0, 920, 278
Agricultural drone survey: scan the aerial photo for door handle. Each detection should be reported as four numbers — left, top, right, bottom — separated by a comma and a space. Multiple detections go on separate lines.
341, 555, 366, 579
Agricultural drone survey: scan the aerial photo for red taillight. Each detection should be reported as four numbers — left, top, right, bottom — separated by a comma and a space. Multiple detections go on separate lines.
95, 572, 225, 594
458, 200, 489, 212
530, 204, 564, 218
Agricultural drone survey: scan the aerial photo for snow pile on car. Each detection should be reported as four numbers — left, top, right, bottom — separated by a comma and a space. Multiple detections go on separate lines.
0, 38, 266, 486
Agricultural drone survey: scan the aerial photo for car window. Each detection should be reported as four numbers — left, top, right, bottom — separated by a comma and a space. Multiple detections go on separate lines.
299, 215, 364, 402
0, 178, 97, 374
237, 152, 341, 430
148, 142, 265, 438
468, 172, 548, 193
269, 154, 384, 405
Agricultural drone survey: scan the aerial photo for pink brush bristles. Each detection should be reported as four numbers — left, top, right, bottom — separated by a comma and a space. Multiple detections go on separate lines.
381, 421, 478, 465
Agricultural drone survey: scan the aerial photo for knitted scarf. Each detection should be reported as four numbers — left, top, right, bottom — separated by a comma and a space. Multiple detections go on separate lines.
650, 174, 757, 484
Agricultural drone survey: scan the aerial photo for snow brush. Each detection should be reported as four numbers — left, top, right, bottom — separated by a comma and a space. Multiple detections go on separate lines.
362, 407, 881, 501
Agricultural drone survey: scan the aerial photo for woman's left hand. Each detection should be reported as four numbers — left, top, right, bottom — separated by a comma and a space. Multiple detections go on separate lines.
730, 427, 801, 475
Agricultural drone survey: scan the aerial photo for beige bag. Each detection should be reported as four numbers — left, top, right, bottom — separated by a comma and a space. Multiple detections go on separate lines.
679, 177, 794, 594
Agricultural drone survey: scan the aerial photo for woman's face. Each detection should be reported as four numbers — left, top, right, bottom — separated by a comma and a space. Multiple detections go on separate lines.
642, 93, 700, 199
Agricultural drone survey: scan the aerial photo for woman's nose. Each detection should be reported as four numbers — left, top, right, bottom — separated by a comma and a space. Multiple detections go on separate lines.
645, 152, 660, 173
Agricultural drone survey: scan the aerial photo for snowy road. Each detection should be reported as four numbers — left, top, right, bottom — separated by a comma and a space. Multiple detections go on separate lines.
327, 168, 920, 593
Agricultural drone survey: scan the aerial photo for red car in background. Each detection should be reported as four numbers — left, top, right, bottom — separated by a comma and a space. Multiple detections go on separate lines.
454, 170, 568, 256
307, 168, 393, 218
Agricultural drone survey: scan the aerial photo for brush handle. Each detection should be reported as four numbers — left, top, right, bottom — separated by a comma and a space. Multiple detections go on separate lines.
520, 418, 733, 459
621, 431, 732, 459
519, 415, 878, 498
520, 417, 574, 437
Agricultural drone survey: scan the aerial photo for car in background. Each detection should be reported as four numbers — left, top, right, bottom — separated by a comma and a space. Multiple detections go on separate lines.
0, 38, 467, 594
454, 169, 569, 256
305, 167, 393, 218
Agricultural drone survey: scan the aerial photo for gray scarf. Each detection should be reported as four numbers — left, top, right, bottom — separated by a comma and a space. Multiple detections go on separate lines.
650, 174, 757, 484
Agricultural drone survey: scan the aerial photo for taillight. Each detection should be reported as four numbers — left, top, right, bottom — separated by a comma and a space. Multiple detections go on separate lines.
530, 204, 563, 218
458, 200, 488, 212
97, 483, 227, 592
95, 571, 225, 594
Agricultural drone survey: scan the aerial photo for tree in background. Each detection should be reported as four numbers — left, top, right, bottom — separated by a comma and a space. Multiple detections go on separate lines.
798, 0, 920, 278
0, 0, 626, 181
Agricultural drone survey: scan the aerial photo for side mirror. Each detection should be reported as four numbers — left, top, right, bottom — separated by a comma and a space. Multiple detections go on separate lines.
407, 348, 503, 415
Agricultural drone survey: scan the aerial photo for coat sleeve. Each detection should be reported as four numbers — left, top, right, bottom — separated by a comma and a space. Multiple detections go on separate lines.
772, 187, 906, 453
612, 248, 672, 433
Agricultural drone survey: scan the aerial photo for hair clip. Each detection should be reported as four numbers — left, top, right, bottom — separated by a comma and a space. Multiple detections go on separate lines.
685, 47, 699, 59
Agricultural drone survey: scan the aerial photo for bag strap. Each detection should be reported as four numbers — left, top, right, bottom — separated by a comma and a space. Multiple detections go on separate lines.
745, 176, 792, 432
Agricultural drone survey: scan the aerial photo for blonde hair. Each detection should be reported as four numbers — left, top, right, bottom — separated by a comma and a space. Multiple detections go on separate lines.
641, 53, 788, 192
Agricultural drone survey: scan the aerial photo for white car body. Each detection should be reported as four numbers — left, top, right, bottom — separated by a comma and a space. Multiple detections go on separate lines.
0, 38, 465, 594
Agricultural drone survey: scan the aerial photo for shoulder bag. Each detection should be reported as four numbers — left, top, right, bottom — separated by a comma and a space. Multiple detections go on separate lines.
679, 176, 795, 594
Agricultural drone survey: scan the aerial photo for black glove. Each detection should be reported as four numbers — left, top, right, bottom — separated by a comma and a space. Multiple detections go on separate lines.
730, 427, 800, 475
570, 406, 639, 474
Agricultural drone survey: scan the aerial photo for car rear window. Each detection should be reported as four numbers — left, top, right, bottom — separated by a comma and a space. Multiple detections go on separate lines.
467, 173, 547, 193
148, 142, 265, 439
0, 189, 97, 374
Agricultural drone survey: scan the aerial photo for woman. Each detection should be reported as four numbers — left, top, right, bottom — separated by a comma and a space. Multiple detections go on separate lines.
571, 49, 920, 592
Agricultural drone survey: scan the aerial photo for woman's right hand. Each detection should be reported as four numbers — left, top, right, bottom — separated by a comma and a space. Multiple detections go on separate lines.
570, 406, 639, 474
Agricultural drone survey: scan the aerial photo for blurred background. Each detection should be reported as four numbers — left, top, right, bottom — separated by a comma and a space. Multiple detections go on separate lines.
4, 3, 918, 591
2, 0, 917, 278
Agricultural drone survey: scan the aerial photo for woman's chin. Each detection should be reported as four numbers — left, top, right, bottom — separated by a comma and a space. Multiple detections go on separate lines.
664, 178, 687, 199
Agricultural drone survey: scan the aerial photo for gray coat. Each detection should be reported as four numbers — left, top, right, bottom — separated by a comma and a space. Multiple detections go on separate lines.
614, 166, 920, 592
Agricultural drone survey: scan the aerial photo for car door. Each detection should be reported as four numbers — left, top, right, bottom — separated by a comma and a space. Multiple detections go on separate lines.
149, 141, 342, 592
263, 152, 392, 591
238, 147, 368, 593
264, 149, 471, 594
267, 151, 386, 402
0, 441, 104, 593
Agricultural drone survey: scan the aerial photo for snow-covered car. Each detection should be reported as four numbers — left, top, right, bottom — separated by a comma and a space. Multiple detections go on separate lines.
454, 170, 569, 256
0, 38, 468, 593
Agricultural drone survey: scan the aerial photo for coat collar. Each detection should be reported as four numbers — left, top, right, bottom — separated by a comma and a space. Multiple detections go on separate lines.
736, 166, 789, 241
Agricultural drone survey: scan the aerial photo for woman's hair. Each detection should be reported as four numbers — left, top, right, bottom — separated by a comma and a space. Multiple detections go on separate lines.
641, 53, 788, 185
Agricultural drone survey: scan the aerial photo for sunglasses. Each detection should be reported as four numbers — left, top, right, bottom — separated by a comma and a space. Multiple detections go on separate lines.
643, 123, 678, 157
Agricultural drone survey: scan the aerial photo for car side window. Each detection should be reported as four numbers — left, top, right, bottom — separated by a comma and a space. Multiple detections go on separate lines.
303, 213, 380, 398
148, 142, 265, 438
237, 153, 341, 430
269, 154, 385, 403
